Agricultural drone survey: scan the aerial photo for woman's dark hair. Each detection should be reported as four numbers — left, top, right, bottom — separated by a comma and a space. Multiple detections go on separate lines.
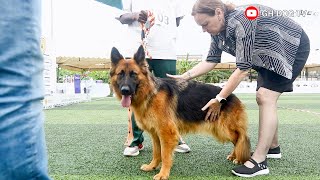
191, 0, 235, 16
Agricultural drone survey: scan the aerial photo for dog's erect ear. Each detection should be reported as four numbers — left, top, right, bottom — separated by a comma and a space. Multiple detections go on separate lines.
133, 45, 145, 64
111, 47, 124, 65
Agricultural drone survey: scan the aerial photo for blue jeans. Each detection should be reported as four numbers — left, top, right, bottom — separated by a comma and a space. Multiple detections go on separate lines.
0, 0, 51, 179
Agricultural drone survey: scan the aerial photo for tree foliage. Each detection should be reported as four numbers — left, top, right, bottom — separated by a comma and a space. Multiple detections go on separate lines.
57, 68, 79, 83
86, 70, 110, 83
57, 68, 110, 83
177, 59, 233, 83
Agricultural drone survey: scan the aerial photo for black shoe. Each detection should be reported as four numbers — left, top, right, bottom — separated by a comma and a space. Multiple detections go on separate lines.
232, 158, 269, 177
267, 146, 281, 159
250, 146, 282, 159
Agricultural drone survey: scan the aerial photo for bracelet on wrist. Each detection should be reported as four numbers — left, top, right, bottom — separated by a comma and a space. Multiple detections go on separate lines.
215, 94, 227, 104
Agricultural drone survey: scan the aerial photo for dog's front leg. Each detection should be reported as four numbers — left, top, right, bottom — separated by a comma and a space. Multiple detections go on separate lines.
153, 127, 178, 180
141, 131, 161, 171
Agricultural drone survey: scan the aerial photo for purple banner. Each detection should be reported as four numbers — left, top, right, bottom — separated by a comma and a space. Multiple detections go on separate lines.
74, 74, 81, 94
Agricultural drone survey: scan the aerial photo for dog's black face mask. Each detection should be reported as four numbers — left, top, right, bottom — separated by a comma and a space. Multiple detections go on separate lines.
110, 45, 147, 107
117, 70, 137, 96
116, 69, 138, 107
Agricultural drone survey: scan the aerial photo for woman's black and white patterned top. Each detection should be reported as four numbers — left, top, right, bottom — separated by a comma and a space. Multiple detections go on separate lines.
207, 4, 303, 79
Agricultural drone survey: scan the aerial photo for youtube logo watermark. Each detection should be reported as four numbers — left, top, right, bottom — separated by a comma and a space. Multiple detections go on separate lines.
245, 6, 259, 20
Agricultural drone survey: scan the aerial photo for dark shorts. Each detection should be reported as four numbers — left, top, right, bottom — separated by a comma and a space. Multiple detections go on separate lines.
256, 30, 310, 93
147, 59, 176, 78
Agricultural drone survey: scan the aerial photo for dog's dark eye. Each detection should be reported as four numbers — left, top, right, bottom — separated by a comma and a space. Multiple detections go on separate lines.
118, 70, 125, 77
130, 71, 137, 77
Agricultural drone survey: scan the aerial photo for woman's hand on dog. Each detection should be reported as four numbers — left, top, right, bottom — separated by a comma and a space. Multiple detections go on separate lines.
166, 73, 189, 80
202, 99, 221, 121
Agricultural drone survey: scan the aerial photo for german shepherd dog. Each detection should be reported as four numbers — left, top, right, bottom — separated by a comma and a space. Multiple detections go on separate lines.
110, 46, 250, 180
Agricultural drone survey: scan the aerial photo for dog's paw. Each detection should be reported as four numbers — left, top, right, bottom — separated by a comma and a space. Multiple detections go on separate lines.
140, 164, 156, 172
232, 159, 240, 164
226, 154, 235, 161
153, 173, 169, 180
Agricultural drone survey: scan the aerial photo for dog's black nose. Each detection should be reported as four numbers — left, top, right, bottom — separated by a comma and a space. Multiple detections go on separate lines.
121, 86, 131, 95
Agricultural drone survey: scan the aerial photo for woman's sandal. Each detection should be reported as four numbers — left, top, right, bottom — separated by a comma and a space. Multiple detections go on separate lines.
231, 158, 269, 177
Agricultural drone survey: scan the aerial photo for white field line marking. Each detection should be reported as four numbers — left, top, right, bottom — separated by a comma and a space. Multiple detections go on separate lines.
279, 106, 320, 116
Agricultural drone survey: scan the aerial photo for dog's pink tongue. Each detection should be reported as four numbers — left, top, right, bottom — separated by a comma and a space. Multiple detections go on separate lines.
121, 95, 131, 107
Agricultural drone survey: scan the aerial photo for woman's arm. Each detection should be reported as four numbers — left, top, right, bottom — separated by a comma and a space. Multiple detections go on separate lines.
217, 68, 249, 98
201, 68, 249, 121
167, 61, 218, 80
117, 12, 139, 25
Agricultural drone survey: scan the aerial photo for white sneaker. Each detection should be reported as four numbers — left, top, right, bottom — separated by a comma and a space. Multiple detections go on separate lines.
123, 144, 144, 156
174, 143, 191, 153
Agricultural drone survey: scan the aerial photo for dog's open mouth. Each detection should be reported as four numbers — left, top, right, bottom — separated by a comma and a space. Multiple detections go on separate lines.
121, 95, 132, 108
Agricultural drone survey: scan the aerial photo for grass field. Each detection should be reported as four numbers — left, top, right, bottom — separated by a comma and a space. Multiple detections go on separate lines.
45, 93, 320, 180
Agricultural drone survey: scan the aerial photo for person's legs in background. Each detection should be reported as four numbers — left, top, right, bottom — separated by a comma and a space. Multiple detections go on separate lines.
149, 59, 177, 78
0, 0, 51, 179
123, 113, 145, 156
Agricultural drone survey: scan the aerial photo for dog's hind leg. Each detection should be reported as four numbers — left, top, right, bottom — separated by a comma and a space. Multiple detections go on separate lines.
141, 131, 161, 172
153, 125, 179, 180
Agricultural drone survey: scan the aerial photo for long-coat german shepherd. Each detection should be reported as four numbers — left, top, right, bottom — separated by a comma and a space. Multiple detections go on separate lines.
110, 45, 250, 180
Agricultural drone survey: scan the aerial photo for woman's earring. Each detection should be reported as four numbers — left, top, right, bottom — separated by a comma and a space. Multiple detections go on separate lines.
218, 16, 221, 21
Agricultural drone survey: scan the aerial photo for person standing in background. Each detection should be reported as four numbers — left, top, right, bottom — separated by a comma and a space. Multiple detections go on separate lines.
117, 0, 191, 156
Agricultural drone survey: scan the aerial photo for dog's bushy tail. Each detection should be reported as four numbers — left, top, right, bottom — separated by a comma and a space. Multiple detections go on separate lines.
235, 129, 251, 164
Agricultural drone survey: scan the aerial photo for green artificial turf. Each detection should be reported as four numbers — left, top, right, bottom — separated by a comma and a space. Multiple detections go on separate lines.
45, 94, 320, 179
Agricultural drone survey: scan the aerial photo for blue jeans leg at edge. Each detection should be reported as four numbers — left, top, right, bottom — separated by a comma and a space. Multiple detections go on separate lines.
0, 102, 50, 180
0, 0, 51, 179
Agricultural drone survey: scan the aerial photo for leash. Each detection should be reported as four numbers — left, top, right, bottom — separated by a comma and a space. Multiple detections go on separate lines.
124, 11, 155, 146
140, 10, 155, 59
